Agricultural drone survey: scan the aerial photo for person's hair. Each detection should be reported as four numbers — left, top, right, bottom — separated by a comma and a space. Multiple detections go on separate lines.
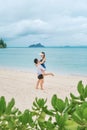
41, 52, 45, 55
34, 58, 38, 64
41, 52, 45, 58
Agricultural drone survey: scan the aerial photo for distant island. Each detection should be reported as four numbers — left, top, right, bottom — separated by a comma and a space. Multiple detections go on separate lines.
0, 39, 7, 48
29, 43, 45, 48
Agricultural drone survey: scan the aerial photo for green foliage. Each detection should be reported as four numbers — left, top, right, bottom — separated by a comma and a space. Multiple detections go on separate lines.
51, 95, 66, 113
0, 38, 7, 48
0, 81, 87, 130
77, 81, 87, 100
72, 102, 87, 129
0, 96, 6, 115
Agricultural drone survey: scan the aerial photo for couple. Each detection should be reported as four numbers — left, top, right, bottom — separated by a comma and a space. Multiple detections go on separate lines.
34, 52, 54, 90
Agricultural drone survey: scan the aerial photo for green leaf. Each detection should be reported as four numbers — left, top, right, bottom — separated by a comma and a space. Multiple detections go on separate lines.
11, 107, 18, 114
72, 112, 83, 125
0, 96, 6, 115
51, 95, 57, 110
38, 111, 46, 122
51, 95, 65, 113
65, 97, 69, 106
23, 110, 30, 125
19, 109, 34, 127
57, 98, 66, 113
81, 102, 87, 108
44, 120, 55, 129
32, 98, 47, 110
65, 120, 78, 130
77, 81, 84, 97
5, 98, 15, 114
84, 85, 87, 98
37, 98, 47, 108
32, 100, 39, 110
43, 107, 54, 116
55, 113, 67, 128
70, 93, 79, 100
83, 108, 87, 120
8, 120, 15, 130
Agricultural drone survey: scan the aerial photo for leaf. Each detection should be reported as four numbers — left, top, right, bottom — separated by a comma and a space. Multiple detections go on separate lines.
23, 110, 30, 125
56, 98, 65, 113
5, 98, 15, 114
51, 95, 57, 110
37, 98, 47, 108
11, 107, 18, 114
77, 81, 84, 97
38, 112, 46, 122
84, 85, 87, 98
75, 106, 83, 119
72, 112, 83, 125
0, 96, 6, 115
38, 122, 45, 130
32, 101, 39, 110
24, 110, 34, 127
65, 97, 69, 106
51, 95, 65, 113
32, 98, 47, 110
83, 108, 87, 120
43, 107, 54, 116
44, 120, 55, 129
70, 93, 79, 100
65, 120, 78, 130
55, 113, 67, 128
81, 102, 87, 108
8, 120, 15, 130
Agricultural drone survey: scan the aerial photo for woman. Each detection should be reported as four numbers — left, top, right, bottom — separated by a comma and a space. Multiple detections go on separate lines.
39, 52, 46, 70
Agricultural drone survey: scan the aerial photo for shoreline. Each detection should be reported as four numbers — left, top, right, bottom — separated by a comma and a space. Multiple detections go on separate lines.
0, 65, 87, 77
0, 68, 87, 111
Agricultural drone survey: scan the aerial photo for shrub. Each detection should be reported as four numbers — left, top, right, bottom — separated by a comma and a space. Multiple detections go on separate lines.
0, 81, 87, 130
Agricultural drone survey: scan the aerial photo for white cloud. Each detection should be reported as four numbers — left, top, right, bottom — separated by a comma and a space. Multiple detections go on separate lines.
0, 19, 51, 39
0, 0, 87, 46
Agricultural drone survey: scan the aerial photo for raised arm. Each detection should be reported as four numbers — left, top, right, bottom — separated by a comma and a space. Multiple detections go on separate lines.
40, 57, 46, 64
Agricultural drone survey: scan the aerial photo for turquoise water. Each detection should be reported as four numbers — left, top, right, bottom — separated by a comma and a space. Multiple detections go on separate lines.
0, 47, 87, 75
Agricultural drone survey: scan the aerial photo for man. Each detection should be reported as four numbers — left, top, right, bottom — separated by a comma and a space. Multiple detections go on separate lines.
34, 58, 54, 90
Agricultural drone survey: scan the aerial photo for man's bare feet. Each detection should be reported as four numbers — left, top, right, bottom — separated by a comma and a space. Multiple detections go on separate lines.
41, 88, 44, 90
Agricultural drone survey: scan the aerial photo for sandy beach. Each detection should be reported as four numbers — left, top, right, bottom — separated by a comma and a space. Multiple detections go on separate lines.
0, 68, 87, 111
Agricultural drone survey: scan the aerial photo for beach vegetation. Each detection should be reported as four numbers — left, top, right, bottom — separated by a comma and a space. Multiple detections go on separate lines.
0, 81, 87, 129
0, 38, 7, 48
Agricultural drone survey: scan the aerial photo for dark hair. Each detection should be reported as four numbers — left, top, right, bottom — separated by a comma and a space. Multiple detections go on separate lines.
34, 58, 38, 64
41, 52, 45, 55
41, 52, 45, 58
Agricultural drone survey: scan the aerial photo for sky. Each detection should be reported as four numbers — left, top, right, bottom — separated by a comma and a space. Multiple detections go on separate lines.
0, 0, 87, 47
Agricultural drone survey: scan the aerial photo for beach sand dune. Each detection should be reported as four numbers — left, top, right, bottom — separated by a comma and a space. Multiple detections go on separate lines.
0, 68, 87, 111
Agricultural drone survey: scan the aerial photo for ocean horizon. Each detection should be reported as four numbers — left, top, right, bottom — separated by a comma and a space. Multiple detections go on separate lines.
0, 47, 87, 76
6, 45, 87, 48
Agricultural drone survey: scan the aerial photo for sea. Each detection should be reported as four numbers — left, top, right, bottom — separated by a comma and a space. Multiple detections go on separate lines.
0, 47, 87, 76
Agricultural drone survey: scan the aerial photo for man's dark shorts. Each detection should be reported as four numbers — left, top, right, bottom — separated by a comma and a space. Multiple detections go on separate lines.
38, 74, 44, 79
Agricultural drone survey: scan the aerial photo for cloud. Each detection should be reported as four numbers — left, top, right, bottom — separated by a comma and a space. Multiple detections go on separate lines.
0, 0, 87, 46
0, 19, 52, 40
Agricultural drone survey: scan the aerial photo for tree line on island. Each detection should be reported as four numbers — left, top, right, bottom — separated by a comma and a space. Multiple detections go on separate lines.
29, 43, 45, 48
0, 39, 7, 48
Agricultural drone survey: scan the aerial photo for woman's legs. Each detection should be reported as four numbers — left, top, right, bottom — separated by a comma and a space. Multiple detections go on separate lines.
43, 73, 54, 76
